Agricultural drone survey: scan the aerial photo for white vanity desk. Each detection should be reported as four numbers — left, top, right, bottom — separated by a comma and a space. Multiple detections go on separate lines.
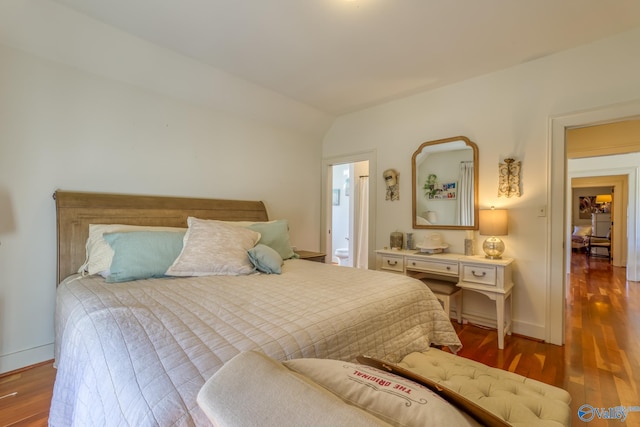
375, 249, 514, 349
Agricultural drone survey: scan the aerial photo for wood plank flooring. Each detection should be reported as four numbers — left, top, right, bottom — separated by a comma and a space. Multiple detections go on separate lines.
452, 254, 640, 426
0, 360, 55, 427
0, 253, 637, 426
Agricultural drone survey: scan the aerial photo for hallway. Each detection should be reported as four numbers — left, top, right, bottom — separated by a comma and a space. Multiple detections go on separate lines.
566, 253, 640, 425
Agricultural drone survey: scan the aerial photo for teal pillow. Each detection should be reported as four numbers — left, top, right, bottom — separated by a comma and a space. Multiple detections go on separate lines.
103, 231, 185, 283
248, 244, 283, 274
247, 220, 297, 260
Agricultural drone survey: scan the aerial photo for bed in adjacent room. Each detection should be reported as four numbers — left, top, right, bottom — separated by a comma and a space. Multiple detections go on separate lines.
49, 190, 462, 426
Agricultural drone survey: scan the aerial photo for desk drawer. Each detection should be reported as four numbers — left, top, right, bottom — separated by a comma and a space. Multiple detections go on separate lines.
406, 257, 458, 276
380, 255, 403, 272
461, 264, 497, 286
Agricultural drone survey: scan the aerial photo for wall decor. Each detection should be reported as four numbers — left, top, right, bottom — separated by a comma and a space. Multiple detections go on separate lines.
427, 182, 457, 200
383, 169, 399, 201
579, 196, 596, 219
498, 158, 521, 198
332, 189, 340, 206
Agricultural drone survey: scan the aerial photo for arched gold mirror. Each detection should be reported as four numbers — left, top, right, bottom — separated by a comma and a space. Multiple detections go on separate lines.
412, 136, 478, 229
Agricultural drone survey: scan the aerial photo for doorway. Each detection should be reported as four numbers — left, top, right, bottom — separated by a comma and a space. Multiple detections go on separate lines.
549, 100, 640, 346
569, 175, 627, 268
330, 162, 369, 267
322, 151, 376, 269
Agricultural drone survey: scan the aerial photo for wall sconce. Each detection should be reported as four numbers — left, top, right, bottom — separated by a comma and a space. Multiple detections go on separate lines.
383, 169, 399, 201
479, 207, 508, 259
498, 158, 521, 198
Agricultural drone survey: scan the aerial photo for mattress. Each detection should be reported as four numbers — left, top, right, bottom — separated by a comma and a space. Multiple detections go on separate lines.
50, 259, 462, 426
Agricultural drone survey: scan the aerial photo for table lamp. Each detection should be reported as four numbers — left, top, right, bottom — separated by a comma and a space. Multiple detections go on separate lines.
479, 207, 508, 259
595, 194, 612, 212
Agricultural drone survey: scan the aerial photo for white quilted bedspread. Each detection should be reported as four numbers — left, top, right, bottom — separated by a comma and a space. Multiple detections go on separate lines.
50, 259, 461, 426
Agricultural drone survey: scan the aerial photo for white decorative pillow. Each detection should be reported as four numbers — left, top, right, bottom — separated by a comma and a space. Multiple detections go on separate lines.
283, 358, 478, 427
166, 217, 261, 276
572, 225, 592, 237
198, 351, 391, 427
79, 224, 185, 275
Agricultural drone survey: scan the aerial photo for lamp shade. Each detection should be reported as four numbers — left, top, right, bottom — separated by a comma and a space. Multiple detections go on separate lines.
479, 209, 508, 236
595, 194, 612, 204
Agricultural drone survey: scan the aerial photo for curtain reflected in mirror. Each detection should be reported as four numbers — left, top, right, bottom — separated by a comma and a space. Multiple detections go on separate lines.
412, 136, 478, 230
457, 161, 474, 225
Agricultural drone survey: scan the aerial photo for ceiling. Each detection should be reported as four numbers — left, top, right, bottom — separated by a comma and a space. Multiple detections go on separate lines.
52, 0, 640, 115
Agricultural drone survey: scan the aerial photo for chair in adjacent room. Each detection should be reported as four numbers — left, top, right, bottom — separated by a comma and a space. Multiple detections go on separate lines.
587, 229, 611, 260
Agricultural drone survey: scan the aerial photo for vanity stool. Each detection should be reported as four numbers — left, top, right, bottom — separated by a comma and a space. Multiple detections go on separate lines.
421, 278, 462, 324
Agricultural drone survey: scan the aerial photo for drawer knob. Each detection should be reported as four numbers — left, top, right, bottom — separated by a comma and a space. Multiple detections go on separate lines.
446, 266, 451, 270
387, 260, 398, 266
471, 270, 486, 278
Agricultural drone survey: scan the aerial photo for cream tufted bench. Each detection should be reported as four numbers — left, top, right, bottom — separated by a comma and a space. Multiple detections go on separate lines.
397, 350, 571, 427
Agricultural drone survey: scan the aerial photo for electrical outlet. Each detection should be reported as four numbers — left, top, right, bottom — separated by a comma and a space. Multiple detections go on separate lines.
538, 205, 546, 217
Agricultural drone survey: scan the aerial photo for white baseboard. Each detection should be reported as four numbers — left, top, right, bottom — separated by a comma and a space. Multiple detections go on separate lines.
461, 311, 546, 342
511, 320, 546, 341
0, 343, 54, 375
461, 312, 498, 329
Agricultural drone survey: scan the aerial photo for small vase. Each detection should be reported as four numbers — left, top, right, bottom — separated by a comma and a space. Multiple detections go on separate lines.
464, 238, 474, 256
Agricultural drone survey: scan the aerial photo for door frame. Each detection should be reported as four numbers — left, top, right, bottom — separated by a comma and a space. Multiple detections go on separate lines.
548, 99, 640, 345
321, 150, 377, 268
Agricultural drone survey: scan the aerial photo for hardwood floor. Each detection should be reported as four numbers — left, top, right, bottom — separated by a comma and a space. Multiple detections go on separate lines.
0, 360, 55, 427
1, 253, 637, 426
452, 253, 640, 426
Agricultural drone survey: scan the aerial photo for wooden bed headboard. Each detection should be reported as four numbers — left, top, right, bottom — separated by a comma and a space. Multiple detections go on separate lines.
54, 190, 269, 283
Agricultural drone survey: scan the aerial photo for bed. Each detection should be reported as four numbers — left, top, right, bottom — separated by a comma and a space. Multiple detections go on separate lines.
49, 190, 462, 426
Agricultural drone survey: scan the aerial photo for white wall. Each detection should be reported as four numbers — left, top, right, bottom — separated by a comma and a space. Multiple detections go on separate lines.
323, 28, 640, 340
0, 0, 332, 139
0, 42, 324, 373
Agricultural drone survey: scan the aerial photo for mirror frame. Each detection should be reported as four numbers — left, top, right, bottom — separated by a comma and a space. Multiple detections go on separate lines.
411, 136, 479, 230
